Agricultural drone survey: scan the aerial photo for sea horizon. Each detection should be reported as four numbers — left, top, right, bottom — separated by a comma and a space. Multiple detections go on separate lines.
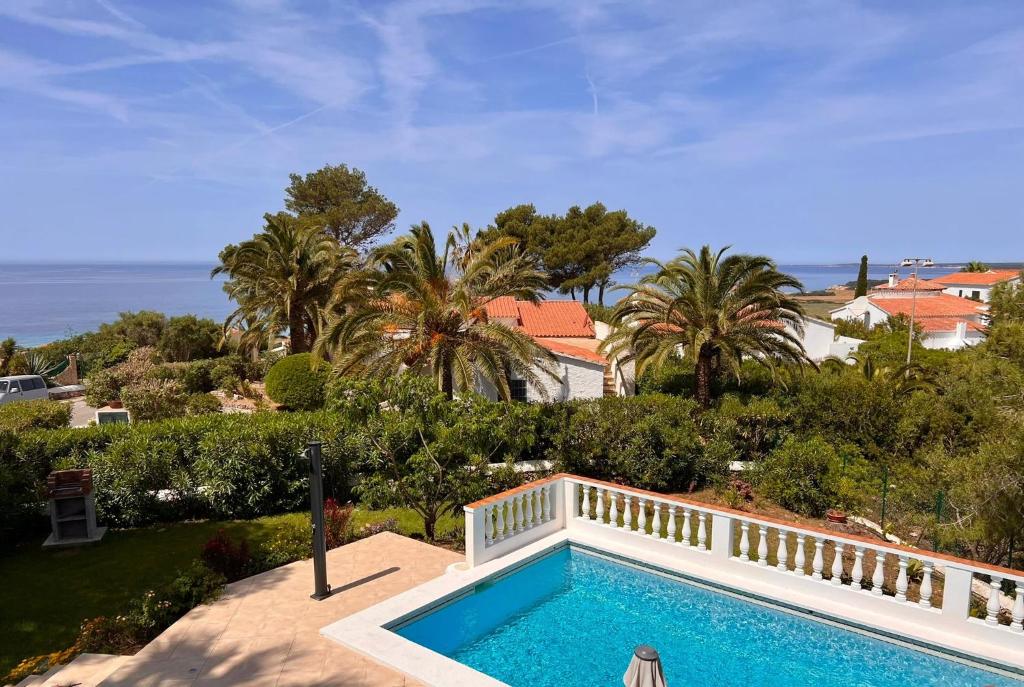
2, 260, 1020, 348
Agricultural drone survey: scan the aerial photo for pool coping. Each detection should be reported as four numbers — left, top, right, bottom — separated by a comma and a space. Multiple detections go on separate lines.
320, 530, 1024, 687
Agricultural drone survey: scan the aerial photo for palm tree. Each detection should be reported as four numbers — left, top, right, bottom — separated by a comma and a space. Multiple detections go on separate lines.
821, 352, 935, 396
315, 222, 557, 400
213, 213, 356, 354
962, 261, 991, 273
603, 245, 811, 407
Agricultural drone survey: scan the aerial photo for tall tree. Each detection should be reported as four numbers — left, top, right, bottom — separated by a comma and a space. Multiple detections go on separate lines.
988, 272, 1024, 326
284, 164, 399, 250
213, 213, 356, 353
962, 261, 991, 273
854, 255, 869, 297
488, 202, 655, 305
603, 246, 810, 406
315, 222, 557, 400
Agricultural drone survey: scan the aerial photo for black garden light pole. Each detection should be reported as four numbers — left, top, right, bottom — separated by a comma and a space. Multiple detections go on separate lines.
302, 440, 331, 600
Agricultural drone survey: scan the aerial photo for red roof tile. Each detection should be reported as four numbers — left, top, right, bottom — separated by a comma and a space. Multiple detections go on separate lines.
484, 299, 595, 337
534, 337, 607, 365
931, 270, 1021, 287
870, 293, 985, 319
485, 296, 519, 318
872, 276, 945, 292
912, 318, 987, 333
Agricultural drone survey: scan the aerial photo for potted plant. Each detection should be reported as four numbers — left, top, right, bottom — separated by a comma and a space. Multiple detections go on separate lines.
826, 508, 847, 524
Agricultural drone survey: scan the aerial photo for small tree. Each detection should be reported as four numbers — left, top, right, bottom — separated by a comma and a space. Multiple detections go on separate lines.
340, 378, 533, 540
158, 315, 220, 362
961, 261, 990, 273
988, 273, 1024, 326
854, 255, 869, 298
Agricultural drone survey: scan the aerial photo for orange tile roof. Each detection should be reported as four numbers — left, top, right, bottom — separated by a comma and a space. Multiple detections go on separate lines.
911, 318, 987, 333
484, 299, 596, 337
931, 270, 1021, 286
485, 296, 519, 318
872, 276, 945, 292
870, 293, 984, 318
534, 337, 607, 365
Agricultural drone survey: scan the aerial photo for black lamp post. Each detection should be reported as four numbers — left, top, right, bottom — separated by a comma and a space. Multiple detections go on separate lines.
301, 440, 331, 600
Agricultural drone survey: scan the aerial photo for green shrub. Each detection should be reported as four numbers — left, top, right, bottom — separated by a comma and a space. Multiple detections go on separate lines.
87, 436, 190, 526
121, 380, 188, 422
180, 359, 215, 394
157, 315, 220, 362
265, 353, 328, 410
749, 435, 863, 517
1, 431, 43, 543
0, 400, 71, 433
185, 393, 221, 416
548, 394, 726, 491
84, 369, 120, 407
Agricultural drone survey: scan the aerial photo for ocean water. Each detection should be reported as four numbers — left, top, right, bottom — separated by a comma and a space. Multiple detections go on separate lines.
0, 263, 230, 347
396, 547, 1020, 687
0, 261, 992, 347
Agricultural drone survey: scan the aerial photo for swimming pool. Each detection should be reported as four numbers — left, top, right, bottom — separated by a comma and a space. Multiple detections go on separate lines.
395, 546, 1022, 687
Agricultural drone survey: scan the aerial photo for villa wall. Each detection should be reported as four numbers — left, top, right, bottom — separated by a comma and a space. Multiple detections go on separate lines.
529, 356, 605, 402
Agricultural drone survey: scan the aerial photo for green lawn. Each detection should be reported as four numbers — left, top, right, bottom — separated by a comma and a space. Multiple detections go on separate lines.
0, 508, 459, 677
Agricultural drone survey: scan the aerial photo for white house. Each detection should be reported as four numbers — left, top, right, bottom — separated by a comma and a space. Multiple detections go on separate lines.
830, 274, 988, 350
478, 298, 635, 402
786, 317, 863, 362
930, 269, 1021, 303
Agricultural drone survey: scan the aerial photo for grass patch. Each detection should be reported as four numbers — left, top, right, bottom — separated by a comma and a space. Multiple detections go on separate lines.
0, 507, 457, 676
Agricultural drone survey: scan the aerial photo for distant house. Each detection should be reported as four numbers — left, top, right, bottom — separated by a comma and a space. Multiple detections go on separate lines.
829, 273, 987, 350
930, 269, 1021, 303
480, 298, 635, 402
786, 317, 863, 362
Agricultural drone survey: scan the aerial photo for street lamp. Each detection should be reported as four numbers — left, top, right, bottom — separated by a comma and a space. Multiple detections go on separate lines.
900, 257, 934, 368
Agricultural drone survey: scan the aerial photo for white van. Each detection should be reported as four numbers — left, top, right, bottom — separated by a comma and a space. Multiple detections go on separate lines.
0, 375, 51, 405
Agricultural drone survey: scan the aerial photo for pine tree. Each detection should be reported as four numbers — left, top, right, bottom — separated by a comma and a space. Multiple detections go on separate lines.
854, 255, 869, 297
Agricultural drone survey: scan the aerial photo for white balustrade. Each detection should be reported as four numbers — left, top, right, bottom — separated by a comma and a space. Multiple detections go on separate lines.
920, 562, 933, 608
831, 543, 844, 585
776, 531, 789, 571
987, 577, 1003, 626
1012, 583, 1023, 632
469, 476, 1024, 654
895, 555, 909, 602
852, 546, 865, 590
812, 539, 825, 580
871, 551, 885, 596
794, 534, 807, 576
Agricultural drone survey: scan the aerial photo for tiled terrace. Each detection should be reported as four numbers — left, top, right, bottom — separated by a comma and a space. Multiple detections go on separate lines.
101, 532, 462, 687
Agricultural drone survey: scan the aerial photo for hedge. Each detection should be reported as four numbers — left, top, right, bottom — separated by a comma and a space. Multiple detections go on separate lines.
0, 400, 71, 433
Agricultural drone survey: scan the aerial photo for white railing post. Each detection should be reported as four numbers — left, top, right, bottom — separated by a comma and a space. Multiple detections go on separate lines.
1012, 583, 1024, 632
464, 505, 486, 567
940, 564, 974, 626
564, 479, 579, 522
710, 513, 732, 560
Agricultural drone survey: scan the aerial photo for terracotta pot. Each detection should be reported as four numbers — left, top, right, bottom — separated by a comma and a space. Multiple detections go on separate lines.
108, 400, 124, 409
826, 509, 848, 524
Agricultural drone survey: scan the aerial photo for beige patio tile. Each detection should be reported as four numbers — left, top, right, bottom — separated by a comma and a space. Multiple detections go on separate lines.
98, 533, 462, 686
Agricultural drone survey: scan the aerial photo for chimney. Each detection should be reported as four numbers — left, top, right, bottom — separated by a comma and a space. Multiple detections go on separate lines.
888, 273, 898, 288
955, 321, 967, 339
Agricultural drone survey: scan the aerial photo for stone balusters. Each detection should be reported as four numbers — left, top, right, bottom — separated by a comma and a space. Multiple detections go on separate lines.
757, 525, 769, 567
871, 552, 885, 596
776, 531, 789, 572
831, 543, 844, 585
986, 577, 1003, 626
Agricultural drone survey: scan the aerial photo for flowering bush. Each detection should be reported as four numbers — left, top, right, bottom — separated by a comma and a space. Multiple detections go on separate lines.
324, 498, 354, 549
200, 529, 251, 582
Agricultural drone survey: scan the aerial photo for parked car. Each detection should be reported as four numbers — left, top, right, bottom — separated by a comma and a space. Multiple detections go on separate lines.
0, 375, 50, 405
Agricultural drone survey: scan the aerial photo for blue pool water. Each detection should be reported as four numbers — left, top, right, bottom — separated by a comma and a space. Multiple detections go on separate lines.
396, 547, 1020, 687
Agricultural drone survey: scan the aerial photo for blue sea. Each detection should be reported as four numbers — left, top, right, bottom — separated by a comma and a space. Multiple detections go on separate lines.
397, 547, 1020, 687
0, 261, 989, 347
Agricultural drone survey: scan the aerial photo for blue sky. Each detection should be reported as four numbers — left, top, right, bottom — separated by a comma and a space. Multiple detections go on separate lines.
1, 0, 1022, 263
